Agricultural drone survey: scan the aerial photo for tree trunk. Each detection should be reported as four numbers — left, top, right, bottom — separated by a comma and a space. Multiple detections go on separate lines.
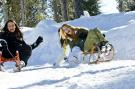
74, 0, 83, 18
61, 0, 68, 21
52, 0, 60, 22
20, 0, 25, 26
2, 0, 8, 23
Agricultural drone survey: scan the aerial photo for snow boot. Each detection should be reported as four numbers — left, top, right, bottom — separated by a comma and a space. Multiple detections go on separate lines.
31, 36, 43, 50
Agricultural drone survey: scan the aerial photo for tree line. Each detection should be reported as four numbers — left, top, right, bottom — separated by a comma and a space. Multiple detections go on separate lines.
0, 0, 135, 27
117, 0, 135, 12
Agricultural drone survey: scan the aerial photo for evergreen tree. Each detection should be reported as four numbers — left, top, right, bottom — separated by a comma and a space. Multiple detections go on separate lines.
52, 0, 101, 22
117, 0, 135, 12
25, 0, 46, 27
61, 0, 68, 21
0, 1, 3, 24
2, 0, 47, 27
82, 0, 101, 16
127, 0, 135, 11
74, 0, 83, 18
117, 0, 128, 12
52, 0, 62, 22
6, 0, 21, 24
67, 0, 75, 20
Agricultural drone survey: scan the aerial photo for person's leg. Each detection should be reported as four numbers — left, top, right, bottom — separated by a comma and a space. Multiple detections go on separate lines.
30, 36, 43, 50
19, 45, 32, 66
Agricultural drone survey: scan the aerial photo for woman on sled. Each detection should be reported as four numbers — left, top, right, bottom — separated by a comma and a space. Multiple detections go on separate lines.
0, 20, 43, 71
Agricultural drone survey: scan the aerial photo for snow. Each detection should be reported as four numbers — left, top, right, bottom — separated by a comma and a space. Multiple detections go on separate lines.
1, 11, 135, 89
1, 60, 135, 89
106, 23, 135, 60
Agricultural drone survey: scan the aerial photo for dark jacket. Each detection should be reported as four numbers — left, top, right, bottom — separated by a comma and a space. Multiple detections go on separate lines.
0, 32, 32, 66
69, 28, 88, 51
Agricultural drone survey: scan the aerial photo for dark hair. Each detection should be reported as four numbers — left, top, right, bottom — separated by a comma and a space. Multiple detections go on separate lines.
3, 20, 23, 38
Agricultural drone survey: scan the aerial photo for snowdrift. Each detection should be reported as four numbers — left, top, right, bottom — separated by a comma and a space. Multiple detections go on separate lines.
24, 11, 135, 66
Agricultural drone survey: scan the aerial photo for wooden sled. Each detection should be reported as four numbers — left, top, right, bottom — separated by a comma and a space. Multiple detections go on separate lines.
0, 51, 21, 72
82, 43, 114, 64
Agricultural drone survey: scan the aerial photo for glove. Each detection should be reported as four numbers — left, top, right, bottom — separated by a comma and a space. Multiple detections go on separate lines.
0, 40, 8, 50
0, 39, 7, 46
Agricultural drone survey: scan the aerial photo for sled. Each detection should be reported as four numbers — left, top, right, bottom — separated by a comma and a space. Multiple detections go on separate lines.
77, 28, 114, 64
0, 51, 22, 72
59, 25, 115, 65
82, 41, 114, 64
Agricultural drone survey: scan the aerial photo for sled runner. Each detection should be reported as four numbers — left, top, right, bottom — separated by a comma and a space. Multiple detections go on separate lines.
82, 42, 114, 64
0, 51, 22, 72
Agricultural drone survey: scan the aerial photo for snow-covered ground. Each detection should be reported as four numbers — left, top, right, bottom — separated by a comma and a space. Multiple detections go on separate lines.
1, 11, 135, 89
1, 60, 135, 89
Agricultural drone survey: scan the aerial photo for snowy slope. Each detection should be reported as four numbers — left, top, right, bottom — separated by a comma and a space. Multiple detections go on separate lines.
24, 20, 64, 65
1, 11, 135, 89
26, 11, 135, 65
1, 60, 135, 89
65, 11, 135, 31
106, 22, 135, 60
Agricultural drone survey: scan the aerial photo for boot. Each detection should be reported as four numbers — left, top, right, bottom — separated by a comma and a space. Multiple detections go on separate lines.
31, 36, 43, 50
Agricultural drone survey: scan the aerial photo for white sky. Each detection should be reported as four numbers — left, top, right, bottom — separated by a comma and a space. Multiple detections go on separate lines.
100, 0, 119, 14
